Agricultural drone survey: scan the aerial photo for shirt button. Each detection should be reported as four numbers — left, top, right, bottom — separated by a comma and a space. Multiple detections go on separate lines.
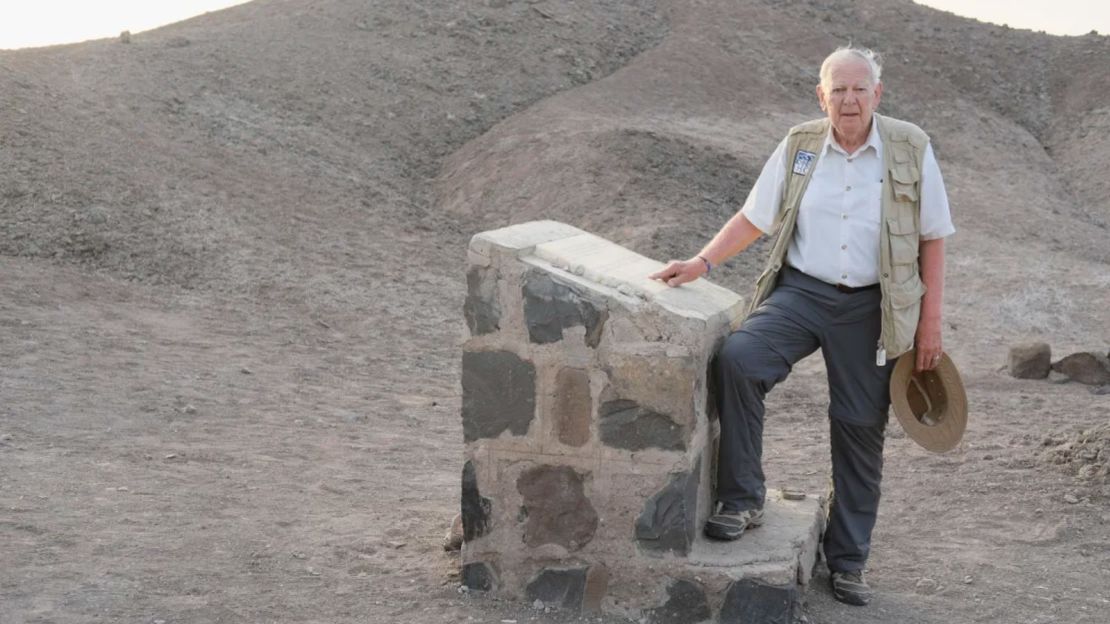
841, 245, 848, 250
842, 274, 848, 279
846, 185, 852, 191
841, 214, 847, 219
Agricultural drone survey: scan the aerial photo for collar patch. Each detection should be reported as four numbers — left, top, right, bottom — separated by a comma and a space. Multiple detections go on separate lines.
792, 149, 817, 176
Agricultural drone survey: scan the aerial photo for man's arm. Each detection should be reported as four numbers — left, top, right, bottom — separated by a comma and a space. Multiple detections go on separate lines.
648, 213, 764, 287
649, 138, 786, 287
914, 142, 954, 372
914, 237, 945, 372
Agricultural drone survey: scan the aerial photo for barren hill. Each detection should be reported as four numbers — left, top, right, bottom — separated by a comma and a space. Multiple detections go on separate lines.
1, 1, 1108, 623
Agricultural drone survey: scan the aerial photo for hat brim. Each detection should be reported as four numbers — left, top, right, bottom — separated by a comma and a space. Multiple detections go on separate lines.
890, 351, 968, 452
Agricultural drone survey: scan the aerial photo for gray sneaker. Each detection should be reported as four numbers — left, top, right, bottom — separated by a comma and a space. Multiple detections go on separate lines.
830, 570, 873, 606
703, 504, 764, 541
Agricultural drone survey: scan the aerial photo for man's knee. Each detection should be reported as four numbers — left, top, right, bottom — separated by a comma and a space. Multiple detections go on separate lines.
717, 330, 780, 384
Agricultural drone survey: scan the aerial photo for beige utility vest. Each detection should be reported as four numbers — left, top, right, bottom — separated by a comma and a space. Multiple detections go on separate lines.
743, 113, 929, 359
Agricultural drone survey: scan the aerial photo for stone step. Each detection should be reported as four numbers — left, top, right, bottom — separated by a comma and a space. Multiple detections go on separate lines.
639, 490, 827, 624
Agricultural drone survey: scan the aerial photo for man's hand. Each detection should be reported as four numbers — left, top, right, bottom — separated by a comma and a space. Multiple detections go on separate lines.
914, 315, 943, 372
649, 258, 706, 287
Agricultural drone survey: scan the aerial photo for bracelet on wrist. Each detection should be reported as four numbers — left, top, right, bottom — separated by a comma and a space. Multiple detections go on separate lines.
696, 255, 712, 274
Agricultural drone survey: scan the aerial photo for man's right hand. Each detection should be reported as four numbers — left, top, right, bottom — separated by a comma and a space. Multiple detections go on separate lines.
649, 258, 706, 288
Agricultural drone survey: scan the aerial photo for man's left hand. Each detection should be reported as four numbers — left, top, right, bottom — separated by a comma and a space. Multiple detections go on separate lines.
914, 316, 943, 372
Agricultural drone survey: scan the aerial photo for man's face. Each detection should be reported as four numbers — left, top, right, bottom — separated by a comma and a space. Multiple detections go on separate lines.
816, 59, 883, 143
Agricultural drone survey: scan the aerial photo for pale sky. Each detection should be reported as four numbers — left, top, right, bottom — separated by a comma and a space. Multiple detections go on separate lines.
0, 1, 1107, 50
916, 0, 1110, 36
0, 1, 251, 50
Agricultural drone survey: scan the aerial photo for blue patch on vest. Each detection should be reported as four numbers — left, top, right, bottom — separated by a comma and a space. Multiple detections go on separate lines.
792, 149, 816, 176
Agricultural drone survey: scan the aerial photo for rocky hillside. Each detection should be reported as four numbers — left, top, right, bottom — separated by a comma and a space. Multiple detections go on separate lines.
2, 0, 1106, 361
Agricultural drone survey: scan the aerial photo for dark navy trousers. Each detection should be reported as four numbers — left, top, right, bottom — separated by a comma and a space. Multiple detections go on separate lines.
714, 266, 895, 573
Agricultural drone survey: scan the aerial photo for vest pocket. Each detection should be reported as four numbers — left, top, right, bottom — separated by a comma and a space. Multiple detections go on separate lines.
888, 273, 926, 354
890, 166, 919, 203
887, 217, 919, 281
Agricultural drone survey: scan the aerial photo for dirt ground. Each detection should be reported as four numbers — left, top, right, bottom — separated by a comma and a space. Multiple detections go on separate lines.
1, 1, 1108, 623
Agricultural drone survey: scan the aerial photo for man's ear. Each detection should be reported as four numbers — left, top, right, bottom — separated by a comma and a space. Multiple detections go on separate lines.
873, 81, 883, 109
816, 84, 827, 111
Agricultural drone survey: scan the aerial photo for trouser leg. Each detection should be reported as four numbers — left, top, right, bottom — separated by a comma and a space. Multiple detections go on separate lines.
818, 285, 893, 572
714, 282, 822, 512
823, 417, 886, 573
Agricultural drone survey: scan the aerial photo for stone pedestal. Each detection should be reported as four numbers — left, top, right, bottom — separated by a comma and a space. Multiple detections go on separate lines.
460, 221, 826, 622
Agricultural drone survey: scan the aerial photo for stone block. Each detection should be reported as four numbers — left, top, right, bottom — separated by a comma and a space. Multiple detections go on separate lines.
464, 266, 501, 335
525, 566, 589, 610
602, 353, 698, 428
599, 395, 686, 452
644, 579, 711, 624
1008, 342, 1051, 379
517, 464, 598, 551
552, 367, 592, 447
719, 579, 797, 624
462, 350, 536, 442
583, 565, 610, 612
634, 459, 701, 555
461, 460, 492, 542
522, 271, 607, 347
461, 561, 497, 591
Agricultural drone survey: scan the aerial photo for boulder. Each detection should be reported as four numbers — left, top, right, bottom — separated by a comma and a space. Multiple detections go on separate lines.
1008, 342, 1051, 379
1051, 352, 1110, 386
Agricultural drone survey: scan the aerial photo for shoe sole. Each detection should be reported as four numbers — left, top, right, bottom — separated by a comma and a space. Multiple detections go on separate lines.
831, 589, 871, 606
831, 578, 872, 606
703, 516, 764, 541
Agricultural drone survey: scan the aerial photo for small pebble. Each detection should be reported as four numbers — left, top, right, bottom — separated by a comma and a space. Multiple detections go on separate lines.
915, 577, 940, 595
781, 489, 807, 501
1063, 494, 1080, 504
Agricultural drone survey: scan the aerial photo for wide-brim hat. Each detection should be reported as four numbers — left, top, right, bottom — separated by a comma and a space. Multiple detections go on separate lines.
890, 351, 968, 452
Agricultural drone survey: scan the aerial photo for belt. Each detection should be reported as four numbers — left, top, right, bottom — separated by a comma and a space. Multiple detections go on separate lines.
834, 282, 880, 294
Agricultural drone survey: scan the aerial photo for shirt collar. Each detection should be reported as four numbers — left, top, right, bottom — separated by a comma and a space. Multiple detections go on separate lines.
822, 117, 882, 159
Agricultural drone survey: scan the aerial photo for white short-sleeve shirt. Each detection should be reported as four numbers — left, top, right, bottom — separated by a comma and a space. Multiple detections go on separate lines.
740, 121, 955, 287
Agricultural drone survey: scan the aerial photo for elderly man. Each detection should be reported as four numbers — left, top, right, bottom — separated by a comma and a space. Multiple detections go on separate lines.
650, 46, 953, 606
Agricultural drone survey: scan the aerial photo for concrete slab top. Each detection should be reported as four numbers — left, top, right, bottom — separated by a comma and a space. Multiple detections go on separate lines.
687, 490, 824, 572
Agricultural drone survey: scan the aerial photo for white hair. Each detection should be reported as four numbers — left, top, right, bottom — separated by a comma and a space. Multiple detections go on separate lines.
820, 46, 882, 87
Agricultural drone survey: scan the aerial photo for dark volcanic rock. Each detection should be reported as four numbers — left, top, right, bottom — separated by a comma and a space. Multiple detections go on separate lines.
720, 579, 797, 624
598, 397, 685, 451
525, 567, 589, 611
461, 350, 536, 442
461, 561, 497, 591
522, 271, 607, 347
644, 579, 711, 624
464, 266, 501, 335
517, 464, 598, 551
635, 458, 700, 555
461, 460, 492, 542
1052, 352, 1110, 386
553, 367, 592, 447
1008, 342, 1051, 379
